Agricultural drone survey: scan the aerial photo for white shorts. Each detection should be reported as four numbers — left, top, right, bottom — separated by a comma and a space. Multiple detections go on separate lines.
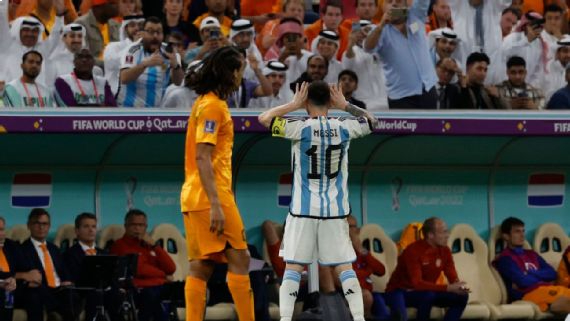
279, 214, 356, 266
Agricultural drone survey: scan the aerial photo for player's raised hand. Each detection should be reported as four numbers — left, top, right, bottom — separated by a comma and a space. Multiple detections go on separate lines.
210, 205, 225, 236
329, 84, 348, 110
292, 82, 308, 109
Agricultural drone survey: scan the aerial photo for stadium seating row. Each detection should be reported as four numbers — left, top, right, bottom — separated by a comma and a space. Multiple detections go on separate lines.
5, 222, 569, 321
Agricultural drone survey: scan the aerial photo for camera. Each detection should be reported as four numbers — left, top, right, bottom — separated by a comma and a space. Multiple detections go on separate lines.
352, 21, 361, 32
209, 29, 221, 40
517, 91, 528, 98
390, 7, 408, 19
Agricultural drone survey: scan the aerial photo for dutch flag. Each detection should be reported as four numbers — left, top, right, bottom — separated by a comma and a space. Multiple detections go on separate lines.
278, 172, 293, 207
11, 173, 52, 208
527, 173, 565, 207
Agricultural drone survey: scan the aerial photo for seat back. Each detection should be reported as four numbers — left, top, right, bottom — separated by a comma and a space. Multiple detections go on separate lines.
359, 224, 397, 292
533, 223, 570, 268
97, 224, 125, 250
6, 224, 30, 243
53, 224, 77, 251
448, 224, 503, 305
487, 225, 531, 263
151, 223, 188, 282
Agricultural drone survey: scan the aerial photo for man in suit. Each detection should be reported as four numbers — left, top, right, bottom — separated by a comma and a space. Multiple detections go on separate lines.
13, 208, 75, 321
0, 216, 17, 321
74, 0, 120, 66
435, 57, 461, 109
64, 212, 111, 321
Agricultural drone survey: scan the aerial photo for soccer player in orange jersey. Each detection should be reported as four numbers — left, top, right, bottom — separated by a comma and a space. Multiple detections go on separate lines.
180, 46, 254, 321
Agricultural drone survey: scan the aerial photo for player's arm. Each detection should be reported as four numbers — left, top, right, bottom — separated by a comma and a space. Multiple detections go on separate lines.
258, 82, 308, 128
195, 143, 225, 235
329, 84, 378, 128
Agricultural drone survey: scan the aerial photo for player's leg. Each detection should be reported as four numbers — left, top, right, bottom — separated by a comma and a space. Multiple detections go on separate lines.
280, 263, 305, 321
224, 204, 254, 321
280, 215, 317, 321
183, 210, 220, 321
225, 248, 255, 321
318, 218, 364, 321
186, 259, 215, 321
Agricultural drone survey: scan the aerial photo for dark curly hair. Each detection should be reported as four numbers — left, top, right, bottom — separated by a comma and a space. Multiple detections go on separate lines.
188, 46, 245, 100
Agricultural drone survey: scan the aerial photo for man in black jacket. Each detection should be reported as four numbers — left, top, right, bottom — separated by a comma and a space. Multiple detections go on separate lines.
13, 208, 75, 321
65, 212, 110, 321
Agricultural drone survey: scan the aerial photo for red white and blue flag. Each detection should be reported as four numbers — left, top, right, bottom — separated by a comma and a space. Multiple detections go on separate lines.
278, 172, 293, 207
11, 173, 52, 208
527, 173, 565, 207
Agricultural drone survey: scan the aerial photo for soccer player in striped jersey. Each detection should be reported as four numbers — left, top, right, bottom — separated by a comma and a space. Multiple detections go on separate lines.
258, 81, 378, 321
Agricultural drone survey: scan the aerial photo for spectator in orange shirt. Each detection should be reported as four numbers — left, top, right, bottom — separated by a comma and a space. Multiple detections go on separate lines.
426, 0, 453, 33
305, 0, 350, 60
258, 0, 305, 57
110, 209, 176, 321
191, 0, 233, 40
15, 0, 78, 36
241, 0, 280, 33
341, 0, 380, 31
74, 0, 120, 62
79, 0, 140, 18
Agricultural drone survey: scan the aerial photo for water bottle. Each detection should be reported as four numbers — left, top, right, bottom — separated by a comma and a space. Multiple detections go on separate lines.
4, 290, 13, 309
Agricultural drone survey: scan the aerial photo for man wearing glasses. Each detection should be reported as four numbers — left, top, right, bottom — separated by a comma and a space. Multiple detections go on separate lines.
13, 208, 75, 321
118, 16, 183, 107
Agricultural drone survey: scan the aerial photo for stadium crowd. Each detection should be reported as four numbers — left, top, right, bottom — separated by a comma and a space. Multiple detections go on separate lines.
3, 0, 570, 109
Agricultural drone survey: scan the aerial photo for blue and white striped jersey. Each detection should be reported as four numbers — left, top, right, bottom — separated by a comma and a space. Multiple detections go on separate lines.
271, 116, 372, 218
117, 42, 179, 108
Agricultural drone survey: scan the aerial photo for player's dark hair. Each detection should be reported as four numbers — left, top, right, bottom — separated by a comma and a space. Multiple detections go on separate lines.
338, 69, 358, 84
28, 208, 50, 224
506, 56, 526, 69
75, 212, 97, 229
307, 80, 331, 107
143, 16, 162, 29
124, 208, 147, 224
502, 6, 522, 19
421, 217, 439, 236
307, 54, 329, 71
466, 52, 490, 68
321, 0, 343, 14
22, 50, 43, 64
188, 46, 244, 100
500, 217, 525, 235
544, 4, 564, 15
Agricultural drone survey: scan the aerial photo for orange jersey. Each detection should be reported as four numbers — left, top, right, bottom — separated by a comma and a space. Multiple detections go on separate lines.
180, 92, 235, 212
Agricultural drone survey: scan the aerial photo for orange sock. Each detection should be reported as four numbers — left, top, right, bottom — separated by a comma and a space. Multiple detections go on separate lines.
227, 272, 254, 321
185, 276, 207, 321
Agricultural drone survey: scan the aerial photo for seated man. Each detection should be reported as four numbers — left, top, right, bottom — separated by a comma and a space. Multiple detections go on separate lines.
0, 216, 17, 321
55, 48, 117, 107
13, 208, 75, 321
347, 215, 388, 320
494, 217, 570, 314
3, 51, 56, 107
495, 56, 544, 110
64, 212, 107, 321
385, 217, 469, 321
110, 209, 176, 321
249, 60, 293, 108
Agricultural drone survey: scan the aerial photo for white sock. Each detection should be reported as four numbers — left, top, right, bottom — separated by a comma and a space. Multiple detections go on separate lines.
340, 269, 365, 321
280, 269, 301, 321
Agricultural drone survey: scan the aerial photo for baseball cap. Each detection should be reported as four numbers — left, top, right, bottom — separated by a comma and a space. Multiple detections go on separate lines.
200, 17, 221, 31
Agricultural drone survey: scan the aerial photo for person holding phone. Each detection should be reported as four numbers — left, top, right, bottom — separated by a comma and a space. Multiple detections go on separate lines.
499, 12, 547, 89
118, 16, 183, 107
495, 56, 544, 109
364, 0, 439, 109
184, 16, 229, 64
